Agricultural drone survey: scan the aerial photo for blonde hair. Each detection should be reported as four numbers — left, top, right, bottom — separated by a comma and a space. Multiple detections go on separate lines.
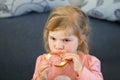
43, 6, 89, 54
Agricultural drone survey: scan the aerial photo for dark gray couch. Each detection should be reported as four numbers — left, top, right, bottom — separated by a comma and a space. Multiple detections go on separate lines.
0, 12, 120, 80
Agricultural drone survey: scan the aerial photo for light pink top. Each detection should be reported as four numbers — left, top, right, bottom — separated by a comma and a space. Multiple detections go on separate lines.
32, 51, 103, 80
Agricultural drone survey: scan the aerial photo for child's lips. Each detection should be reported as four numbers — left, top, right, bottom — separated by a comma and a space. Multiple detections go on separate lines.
51, 51, 63, 55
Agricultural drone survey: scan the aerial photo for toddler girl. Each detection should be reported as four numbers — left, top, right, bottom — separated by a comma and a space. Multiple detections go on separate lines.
32, 6, 103, 80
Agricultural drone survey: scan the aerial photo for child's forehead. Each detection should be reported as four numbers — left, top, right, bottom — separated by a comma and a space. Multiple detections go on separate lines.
49, 29, 74, 36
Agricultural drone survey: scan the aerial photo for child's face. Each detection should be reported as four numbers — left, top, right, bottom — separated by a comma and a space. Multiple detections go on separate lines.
48, 30, 79, 53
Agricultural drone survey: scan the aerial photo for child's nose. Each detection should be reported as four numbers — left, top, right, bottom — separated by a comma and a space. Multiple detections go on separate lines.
55, 41, 64, 50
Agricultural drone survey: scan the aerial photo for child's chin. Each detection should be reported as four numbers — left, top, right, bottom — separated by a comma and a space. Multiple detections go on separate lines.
54, 75, 72, 80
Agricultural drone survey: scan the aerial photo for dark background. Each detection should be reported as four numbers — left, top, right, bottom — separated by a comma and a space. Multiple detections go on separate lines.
0, 12, 120, 80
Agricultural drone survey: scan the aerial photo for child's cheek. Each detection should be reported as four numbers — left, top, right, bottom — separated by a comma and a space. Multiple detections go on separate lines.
65, 44, 73, 50
65, 43, 78, 52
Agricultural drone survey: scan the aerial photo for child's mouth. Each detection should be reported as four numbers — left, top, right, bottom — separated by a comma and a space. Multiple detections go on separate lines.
44, 53, 67, 67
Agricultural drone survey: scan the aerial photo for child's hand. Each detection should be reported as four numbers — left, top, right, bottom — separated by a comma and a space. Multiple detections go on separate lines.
62, 52, 83, 74
37, 55, 51, 80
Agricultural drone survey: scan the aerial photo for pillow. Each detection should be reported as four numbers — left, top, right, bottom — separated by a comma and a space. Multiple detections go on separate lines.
0, 0, 70, 18
81, 0, 120, 21
68, 0, 84, 7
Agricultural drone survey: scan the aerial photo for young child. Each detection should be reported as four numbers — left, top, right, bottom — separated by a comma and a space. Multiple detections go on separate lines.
32, 6, 103, 80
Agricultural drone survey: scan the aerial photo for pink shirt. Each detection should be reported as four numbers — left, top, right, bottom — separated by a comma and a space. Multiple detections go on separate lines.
32, 51, 103, 80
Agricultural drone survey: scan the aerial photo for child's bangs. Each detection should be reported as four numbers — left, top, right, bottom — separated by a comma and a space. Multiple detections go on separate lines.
63, 25, 77, 36
46, 16, 79, 36
55, 23, 78, 36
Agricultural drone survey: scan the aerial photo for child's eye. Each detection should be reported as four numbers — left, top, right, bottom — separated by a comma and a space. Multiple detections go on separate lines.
50, 37, 56, 41
63, 39, 70, 42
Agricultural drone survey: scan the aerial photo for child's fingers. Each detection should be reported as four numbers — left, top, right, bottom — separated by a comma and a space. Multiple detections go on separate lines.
38, 60, 50, 75
38, 64, 49, 80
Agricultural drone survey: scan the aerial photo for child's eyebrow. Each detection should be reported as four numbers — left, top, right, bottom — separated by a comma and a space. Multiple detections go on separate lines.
61, 37, 72, 40
49, 35, 55, 38
49, 33, 73, 39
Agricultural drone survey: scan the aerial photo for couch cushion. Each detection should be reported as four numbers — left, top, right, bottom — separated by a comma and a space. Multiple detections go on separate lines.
0, 12, 120, 80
